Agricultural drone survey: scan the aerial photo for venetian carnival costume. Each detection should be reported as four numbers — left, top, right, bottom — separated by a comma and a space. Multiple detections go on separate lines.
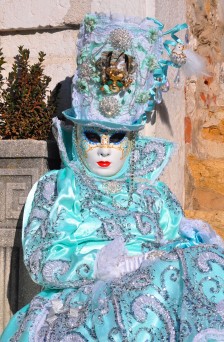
1, 13, 224, 342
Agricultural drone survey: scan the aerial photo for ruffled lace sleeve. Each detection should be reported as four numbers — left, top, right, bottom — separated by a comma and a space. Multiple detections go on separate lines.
179, 216, 224, 247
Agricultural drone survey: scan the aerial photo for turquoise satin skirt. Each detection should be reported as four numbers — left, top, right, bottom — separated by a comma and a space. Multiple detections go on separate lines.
1, 244, 224, 342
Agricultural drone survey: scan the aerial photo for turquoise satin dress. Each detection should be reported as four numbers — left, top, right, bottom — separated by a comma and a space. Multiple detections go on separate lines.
1, 119, 224, 342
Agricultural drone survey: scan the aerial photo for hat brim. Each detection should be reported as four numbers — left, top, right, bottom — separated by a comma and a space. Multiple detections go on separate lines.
62, 108, 146, 131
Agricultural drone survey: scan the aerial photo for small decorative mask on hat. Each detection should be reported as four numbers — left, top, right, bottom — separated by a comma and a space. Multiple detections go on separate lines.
170, 43, 187, 67
96, 51, 137, 95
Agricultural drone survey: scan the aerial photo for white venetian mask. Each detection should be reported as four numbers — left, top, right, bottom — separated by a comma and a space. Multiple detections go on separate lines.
76, 126, 132, 176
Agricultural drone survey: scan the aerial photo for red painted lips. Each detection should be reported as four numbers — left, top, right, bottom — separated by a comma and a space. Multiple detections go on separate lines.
97, 161, 111, 168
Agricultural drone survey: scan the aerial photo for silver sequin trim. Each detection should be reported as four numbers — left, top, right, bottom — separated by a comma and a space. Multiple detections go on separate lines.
132, 294, 176, 341
197, 251, 224, 272
43, 261, 70, 284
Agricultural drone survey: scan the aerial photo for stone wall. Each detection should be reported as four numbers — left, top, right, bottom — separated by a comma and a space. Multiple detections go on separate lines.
155, 0, 186, 205
185, 0, 224, 238
0, 140, 59, 331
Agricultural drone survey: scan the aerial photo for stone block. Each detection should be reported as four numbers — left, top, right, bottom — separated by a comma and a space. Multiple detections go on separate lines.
192, 189, 224, 211
64, 0, 91, 25
0, 247, 16, 331
0, 245, 41, 332
202, 119, 224, 143
185, 117, 192, 143
1, 30, 77, 60
185, 80, 197, 116
90, 0, 149, 17
0, 140, 60, 332
0, 0, 91, 31
188, 155, 224, 196
193, 134, 224, 160
0, 140, 60, 230
185, 209, 224, 239
185, 0, 224, 217
0, 168, 39, 229
0, 140, 59, 159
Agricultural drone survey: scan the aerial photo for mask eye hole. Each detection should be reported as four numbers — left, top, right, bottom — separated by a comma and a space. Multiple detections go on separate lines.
84, 131, 101, 143
110, 132, 126, 143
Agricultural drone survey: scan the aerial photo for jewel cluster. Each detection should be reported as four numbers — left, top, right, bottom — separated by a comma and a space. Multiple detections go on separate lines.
99, 97, 120, 117
109, 28, 133, 51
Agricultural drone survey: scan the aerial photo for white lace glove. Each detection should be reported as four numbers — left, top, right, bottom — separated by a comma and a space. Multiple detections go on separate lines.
94, 237, 148, 281
117, 250, 165, 276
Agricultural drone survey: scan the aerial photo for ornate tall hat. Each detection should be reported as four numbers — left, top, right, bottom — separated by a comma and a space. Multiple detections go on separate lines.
63, 13, 188, 131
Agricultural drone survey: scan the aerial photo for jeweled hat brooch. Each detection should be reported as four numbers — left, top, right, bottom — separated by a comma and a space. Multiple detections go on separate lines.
63, 13, 199, 131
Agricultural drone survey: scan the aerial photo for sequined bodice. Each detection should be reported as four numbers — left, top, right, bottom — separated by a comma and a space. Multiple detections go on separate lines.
73, 165, 182, 252
22, 161, 185, 290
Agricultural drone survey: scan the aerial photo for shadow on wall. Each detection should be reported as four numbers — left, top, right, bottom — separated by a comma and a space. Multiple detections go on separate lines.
156, 100, 173, 136
146, 100, 173, 136
55, 76, 73, 120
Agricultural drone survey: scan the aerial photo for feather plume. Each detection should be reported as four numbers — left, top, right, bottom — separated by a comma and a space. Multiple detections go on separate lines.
182, 49, 210, 77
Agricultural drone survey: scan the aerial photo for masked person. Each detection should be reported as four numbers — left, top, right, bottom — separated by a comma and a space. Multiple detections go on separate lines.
1, 13, 224, 342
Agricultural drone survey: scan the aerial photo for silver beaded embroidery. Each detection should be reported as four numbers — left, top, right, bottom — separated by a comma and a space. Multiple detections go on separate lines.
193, 328, 224, 342
42, 261, 70, 285
101, 181, 123, 194
78, 63, 93, 79
61, 334, 87, 342
197, 251, 224, 272
109, 28, 133, 51
99, 96, 120, 117
216, 300, 224, 321
132, 294, 176, 341
29, 248, 42, 275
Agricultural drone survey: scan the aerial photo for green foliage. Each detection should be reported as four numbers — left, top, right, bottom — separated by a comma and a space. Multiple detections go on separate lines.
0, 48, 5, 89
0, 46, 57, 140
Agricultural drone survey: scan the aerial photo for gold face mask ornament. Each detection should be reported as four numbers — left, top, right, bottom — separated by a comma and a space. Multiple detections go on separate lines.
96, 51, 137, 94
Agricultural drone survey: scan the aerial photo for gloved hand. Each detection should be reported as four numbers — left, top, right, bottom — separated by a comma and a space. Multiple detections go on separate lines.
94, 237, 147, 281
